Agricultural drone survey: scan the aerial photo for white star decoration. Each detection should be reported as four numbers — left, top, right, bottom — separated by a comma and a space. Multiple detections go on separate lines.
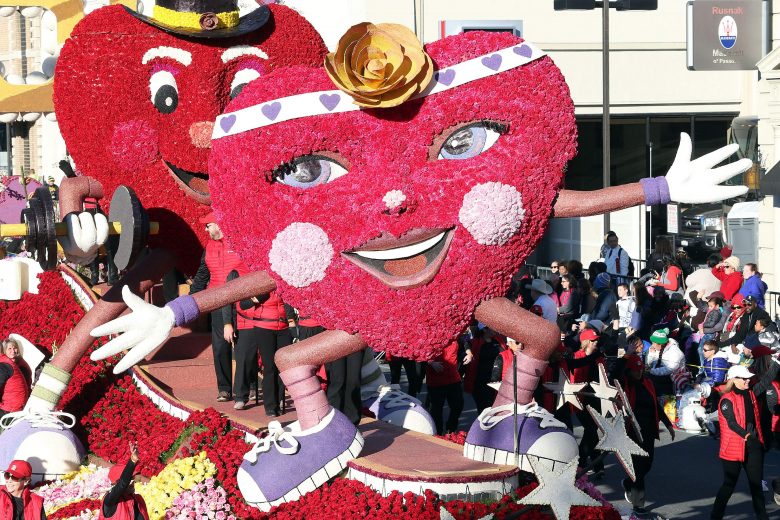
586, 405, 648, 481
614, 380, 643, 443
589, 364, 619, 417
518, 456, 599, 520
543, 368, 588, 410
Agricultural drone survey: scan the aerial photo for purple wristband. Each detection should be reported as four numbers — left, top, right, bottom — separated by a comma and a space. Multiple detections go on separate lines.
640, 177, 671, 206
165, 295, 199, 326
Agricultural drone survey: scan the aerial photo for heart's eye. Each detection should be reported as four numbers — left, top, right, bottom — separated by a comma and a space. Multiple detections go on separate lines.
149, 70, 179, 114
272, 154, 348, 189
230, 67, 262, 99
437, 122, 507, 160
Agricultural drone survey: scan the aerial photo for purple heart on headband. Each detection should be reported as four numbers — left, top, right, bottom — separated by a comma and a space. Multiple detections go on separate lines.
513, 44, 533, 58
435, 69, 455, 86
261, 102, 281, 121
481, 54, 502, 71
219, 114, 236, 133
319, 93, 341, 111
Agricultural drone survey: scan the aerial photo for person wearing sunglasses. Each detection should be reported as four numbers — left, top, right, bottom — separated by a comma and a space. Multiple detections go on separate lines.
712, 256, 744, 301
712, 364, 773, 520
0, 459, 45, 520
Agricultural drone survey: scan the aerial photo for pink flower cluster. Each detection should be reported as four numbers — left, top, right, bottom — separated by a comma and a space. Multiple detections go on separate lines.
165, 478, 237, 520
36, 467, 111, 512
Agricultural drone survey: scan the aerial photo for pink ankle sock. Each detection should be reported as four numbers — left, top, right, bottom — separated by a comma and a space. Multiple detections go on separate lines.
281, 365, 331, 429
493, 351, 548, 407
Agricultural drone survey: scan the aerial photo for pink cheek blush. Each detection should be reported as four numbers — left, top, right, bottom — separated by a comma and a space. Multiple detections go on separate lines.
110, 120, 159, 172
458, 182, 525, 246
269, 222, 334, 288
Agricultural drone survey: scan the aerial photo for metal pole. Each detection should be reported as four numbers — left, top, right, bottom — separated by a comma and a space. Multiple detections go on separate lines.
513, 352, 518, 466
602, 0, 611, 234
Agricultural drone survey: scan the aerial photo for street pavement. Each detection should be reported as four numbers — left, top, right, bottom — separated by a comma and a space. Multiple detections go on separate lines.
387, 364, 780, 520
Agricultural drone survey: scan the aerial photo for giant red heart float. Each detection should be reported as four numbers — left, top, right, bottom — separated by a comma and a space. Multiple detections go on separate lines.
53, 4, 327, 273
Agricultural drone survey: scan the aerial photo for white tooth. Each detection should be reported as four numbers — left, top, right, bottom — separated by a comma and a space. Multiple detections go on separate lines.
354, 232, 446, 261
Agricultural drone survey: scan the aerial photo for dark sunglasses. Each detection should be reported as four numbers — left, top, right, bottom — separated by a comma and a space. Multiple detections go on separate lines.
4, 472, 24, 481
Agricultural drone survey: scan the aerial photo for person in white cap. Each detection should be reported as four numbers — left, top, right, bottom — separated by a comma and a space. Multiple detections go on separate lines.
711, 364, 769, 520
529, 278, 557, 324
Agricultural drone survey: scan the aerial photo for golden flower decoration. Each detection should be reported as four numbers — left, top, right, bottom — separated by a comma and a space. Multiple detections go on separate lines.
324, 22, 434, 108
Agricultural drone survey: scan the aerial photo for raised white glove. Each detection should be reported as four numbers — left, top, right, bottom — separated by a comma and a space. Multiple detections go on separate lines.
665, 132, 752, 204
90, 285, 175, 374
58, 211, 109, 264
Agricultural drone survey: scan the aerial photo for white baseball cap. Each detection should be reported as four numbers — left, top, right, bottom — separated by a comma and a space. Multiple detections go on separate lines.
727, 365, 755, 380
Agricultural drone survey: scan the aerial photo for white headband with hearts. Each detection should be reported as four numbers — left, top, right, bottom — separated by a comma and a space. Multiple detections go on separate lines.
212, 41, 547, 140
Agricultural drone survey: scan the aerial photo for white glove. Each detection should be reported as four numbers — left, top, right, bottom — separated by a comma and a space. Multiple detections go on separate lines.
58, 212, 109, 264
90, 285, 175, 374
665, 132, 752, 204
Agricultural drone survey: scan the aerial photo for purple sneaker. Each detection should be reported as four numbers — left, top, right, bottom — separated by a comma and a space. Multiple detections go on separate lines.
0, 411, 85, 484
363, 384, 435, 435
237, 408, 364, 511
463, 403, 577, 473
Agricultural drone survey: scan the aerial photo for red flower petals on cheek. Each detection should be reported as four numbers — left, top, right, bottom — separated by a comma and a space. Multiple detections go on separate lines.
110, 120, 160, 172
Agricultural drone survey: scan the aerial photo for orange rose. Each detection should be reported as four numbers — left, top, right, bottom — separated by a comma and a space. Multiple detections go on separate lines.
324, 22, 433, 108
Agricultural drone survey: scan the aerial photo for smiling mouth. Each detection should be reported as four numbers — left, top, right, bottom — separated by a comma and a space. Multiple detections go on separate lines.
343, 228, 455, 290
165, 161, 211, 205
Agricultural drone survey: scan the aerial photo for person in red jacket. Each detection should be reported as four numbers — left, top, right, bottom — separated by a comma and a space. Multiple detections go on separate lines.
0, 337, 32, 418
712, 365, 769, 520
100, 442, 148, 520
712, 256, 744, 302
426, 342, 464, 435
189, 212, 244, 402
253, 290, 292, 417
0, 459, 45, 520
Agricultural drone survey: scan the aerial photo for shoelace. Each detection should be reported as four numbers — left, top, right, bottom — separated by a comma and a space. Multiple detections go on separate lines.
477, 402, 564, 430
244, 421, 300, 463
0, 410, 77, 431
372, 384, 418, 409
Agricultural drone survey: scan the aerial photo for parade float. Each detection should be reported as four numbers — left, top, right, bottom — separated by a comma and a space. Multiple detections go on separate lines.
0, 1, 751, 518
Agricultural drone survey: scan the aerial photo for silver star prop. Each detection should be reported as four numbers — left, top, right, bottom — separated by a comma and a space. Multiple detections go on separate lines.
543, 368, 588, 410
586, 405, 648, 481
518, 456, 600, 520
440, 506, 493, 520
589, 364, 619, 417
614, 379, 643, 443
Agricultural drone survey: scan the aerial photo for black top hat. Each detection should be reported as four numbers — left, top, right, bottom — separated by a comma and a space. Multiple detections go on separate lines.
126, 0, 269, 39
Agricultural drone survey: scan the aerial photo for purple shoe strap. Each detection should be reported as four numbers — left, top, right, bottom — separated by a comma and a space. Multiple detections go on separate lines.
494, 351, 548, 407
639, 177, 671, 206
281, 365, 331, 429
165, 295, 199, 327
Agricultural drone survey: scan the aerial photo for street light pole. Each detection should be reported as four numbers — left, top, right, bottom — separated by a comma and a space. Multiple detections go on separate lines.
600, 0, 610, 234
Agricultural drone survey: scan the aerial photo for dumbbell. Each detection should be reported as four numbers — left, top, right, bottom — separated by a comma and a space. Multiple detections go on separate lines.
0, 185, 159, 271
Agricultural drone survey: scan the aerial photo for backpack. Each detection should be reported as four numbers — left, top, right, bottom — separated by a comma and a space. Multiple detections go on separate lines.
616, 247, 635, 278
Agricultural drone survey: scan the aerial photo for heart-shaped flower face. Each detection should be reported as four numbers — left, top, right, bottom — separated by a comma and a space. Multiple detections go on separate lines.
53, 4, 326, 273
210, 32, 577, 360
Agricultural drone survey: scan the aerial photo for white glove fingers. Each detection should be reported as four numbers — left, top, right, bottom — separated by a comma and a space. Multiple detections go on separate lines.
94, 213, 109, 250
670, 132, 692, 170
90, 330, 144, 360
113, 336, 160, 373
90, 313, 138, 337
691, 143, 740, 170
120, 284, 151, 313
707, 159, 753, 185
75, 213, 97, 255
62, 213, 82, 254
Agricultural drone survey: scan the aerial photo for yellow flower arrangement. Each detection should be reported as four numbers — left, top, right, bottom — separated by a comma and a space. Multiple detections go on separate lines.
136, 452, 216, 520
324, 22, 434, 108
